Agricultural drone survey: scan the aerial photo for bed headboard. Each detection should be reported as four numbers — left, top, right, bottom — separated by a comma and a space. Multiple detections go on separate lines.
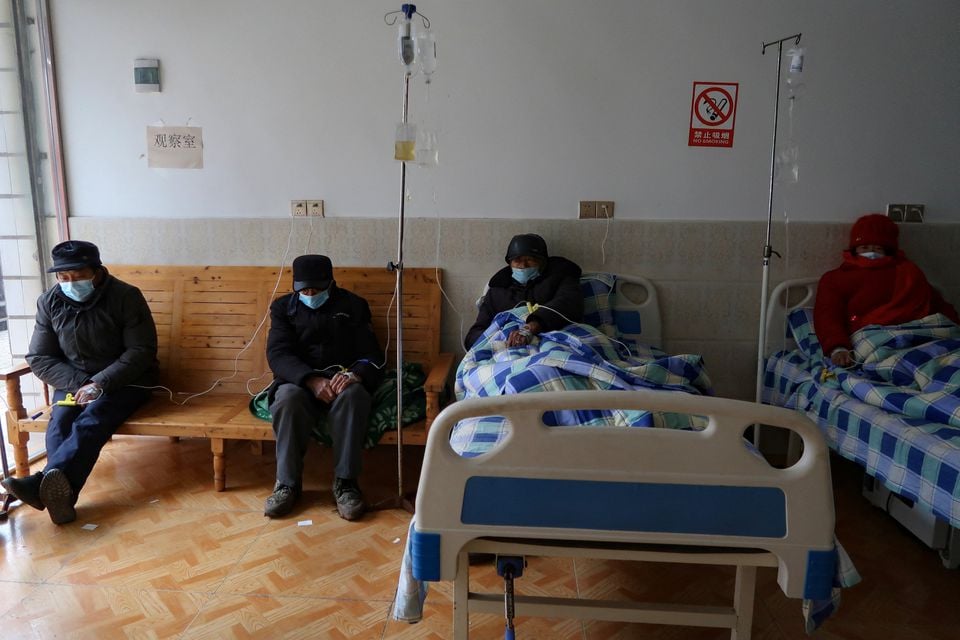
581, 272, 663, 349
764, 278, 818, 356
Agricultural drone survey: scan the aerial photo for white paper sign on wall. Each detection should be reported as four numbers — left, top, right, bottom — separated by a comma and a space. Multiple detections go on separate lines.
146, 126, 203, 169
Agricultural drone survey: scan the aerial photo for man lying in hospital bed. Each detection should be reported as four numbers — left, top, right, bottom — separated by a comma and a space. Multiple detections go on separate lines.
393, 273, 858, 636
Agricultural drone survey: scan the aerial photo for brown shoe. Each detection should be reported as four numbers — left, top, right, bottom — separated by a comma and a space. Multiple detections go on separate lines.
39, 469, 76, 525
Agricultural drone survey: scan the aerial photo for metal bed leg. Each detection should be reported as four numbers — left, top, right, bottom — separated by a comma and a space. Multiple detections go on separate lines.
732, 564, 757, 640
454, 549, 470, 640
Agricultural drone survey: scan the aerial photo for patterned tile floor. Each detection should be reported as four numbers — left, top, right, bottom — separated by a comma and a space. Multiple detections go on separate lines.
2, 436, 959, 639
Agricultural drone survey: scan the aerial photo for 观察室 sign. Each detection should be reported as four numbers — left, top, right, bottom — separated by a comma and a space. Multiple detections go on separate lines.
688, 82, 738, 148
146, 126, 203, 168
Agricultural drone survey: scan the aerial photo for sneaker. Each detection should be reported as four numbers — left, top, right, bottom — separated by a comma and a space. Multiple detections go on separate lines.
1, 472, 45, 511
333, 477, 365, 521
39, 469, 76, 525
264, 483, 300, 518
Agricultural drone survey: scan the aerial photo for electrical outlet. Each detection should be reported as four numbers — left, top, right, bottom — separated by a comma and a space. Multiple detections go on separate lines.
596, 201, 615, 219
886, 204, 906, 222
904, 204, 925, 223
579, 201, 597, 219
290, 200, 307, 217
307, 200, 324, 217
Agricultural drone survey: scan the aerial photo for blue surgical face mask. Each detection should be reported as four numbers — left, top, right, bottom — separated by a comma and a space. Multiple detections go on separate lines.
858, 251, 883, 260
511, 267, 540, 284
59, 279, 96, 302
299, 290, 329, 309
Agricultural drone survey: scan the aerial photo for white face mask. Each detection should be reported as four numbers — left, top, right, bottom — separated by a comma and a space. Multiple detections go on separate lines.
59, 279, 95, 302
858, 251, 883, 260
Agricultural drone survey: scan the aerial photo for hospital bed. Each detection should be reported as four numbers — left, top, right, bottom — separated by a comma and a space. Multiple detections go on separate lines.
408, 389, 838, 638
762, 278, 960, 568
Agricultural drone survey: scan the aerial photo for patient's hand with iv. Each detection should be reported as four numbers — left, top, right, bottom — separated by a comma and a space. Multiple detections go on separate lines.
306, 376, 337, 403
830, 348, 854, 368
74, 382, 104, 405
507, 319, 542, 347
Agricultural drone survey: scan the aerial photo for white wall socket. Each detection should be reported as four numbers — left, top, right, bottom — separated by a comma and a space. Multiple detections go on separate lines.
290, 200, 307, 217
307, 200, 324, 217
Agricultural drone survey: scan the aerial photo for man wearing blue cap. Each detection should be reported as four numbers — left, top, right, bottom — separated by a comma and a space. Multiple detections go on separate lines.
1, 240, 158, 524
264, 254, 383, 521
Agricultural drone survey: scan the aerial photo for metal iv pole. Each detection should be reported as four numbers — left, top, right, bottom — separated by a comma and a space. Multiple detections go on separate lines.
754, 32, 801, 446
382, 4, 430, 513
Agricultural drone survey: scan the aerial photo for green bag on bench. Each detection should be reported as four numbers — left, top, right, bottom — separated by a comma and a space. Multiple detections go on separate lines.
249, 362, 428, 448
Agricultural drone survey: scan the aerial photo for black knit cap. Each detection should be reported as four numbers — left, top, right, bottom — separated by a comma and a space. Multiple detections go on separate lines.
292, 254, 333, 292
47, 240, 103, 273
504, 233, 549, 263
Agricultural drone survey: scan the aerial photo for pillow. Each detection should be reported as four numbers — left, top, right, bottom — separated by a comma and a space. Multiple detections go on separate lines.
580, 273, 617, 337
787, 307, 823, 359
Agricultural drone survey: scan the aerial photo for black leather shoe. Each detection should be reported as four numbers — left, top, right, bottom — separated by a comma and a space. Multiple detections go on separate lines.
1, 472, 45, 511
333, 477, 365, 521
264, 483, 300, 518
39, 469, 76, 525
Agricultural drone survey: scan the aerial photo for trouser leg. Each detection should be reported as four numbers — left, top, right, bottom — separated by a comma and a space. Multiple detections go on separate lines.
44, 387, 151, 494
270, 383, 317, 489
328, 383, 371, 479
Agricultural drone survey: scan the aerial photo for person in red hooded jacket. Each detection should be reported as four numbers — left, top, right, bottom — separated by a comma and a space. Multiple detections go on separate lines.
814, 213, 959, 367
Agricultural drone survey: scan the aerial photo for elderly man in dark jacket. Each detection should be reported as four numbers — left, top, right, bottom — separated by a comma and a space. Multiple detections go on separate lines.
465, 234, 584, 349
264, 254, 383, 521
1, 240, 158, 524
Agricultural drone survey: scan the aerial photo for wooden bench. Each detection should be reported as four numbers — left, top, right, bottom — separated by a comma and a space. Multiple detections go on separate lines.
2, 265, 454, 491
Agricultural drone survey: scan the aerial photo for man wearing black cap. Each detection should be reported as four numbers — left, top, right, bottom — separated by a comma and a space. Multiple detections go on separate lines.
264, 254, 383, 520
1, 240, 158, 524
464, 233, 584, 349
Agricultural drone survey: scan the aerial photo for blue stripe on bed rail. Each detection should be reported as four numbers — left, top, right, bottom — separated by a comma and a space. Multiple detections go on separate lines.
461, 477, 786, 538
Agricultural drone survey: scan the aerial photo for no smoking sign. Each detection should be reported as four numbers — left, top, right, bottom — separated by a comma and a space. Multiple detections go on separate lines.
688, 81, 738, 148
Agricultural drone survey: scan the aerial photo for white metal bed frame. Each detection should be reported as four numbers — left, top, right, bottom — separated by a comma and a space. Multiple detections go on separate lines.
410, 389, 837, 639
763, 277, 960, 568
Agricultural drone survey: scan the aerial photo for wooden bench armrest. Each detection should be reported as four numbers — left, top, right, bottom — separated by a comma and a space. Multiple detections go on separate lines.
0, 361, 31, 381
423, 352, 455, 432
424, 352, 454, 393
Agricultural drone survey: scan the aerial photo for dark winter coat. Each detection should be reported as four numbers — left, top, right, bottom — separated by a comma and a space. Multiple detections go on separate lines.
26, 271, 159, 392
266, 284, 384, 395
465, 256, 583, 349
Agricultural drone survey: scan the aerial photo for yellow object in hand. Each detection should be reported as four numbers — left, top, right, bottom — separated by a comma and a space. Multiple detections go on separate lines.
55, 393, 78, 406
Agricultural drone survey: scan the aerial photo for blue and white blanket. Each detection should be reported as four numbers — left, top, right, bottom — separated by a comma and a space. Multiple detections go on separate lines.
450, 309, 714, 456
764, 311, 960, 528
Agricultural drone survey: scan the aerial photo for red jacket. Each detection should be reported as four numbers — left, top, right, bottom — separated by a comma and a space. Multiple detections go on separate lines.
814, 251, 959, 355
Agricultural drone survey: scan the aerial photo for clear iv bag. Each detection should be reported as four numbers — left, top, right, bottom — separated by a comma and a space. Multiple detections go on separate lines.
416, 30, 437, 81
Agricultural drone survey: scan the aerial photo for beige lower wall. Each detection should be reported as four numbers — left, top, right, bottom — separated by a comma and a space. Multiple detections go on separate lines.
70, 217, 960, 401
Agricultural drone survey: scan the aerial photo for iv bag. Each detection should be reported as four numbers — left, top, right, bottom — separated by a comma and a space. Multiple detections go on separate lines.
416, 30, 437, 81
786, 47, 805, 87
395, 122, 416, 162
415, 127, 438, 167
397, 13, 415, 72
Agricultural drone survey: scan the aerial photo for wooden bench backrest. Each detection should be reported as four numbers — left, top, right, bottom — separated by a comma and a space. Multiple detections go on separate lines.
109, 265, 443, 395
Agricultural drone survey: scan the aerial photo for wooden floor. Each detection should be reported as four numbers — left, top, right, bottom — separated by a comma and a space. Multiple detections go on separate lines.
1, 437, 959, 639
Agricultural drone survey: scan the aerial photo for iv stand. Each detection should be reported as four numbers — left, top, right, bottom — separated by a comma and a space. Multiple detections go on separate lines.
754, 33, 801, 445
383, 70, 414, 513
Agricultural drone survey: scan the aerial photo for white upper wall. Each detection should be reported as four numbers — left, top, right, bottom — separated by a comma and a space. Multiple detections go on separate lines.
51, 0, 960, 222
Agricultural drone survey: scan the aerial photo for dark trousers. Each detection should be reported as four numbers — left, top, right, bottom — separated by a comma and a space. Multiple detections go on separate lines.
270, 382, 371, 488
45, 386, 152, 494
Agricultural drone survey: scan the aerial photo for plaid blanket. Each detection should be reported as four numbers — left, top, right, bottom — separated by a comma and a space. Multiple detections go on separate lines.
450, 309, 713, 456
763, 310, 960, 528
